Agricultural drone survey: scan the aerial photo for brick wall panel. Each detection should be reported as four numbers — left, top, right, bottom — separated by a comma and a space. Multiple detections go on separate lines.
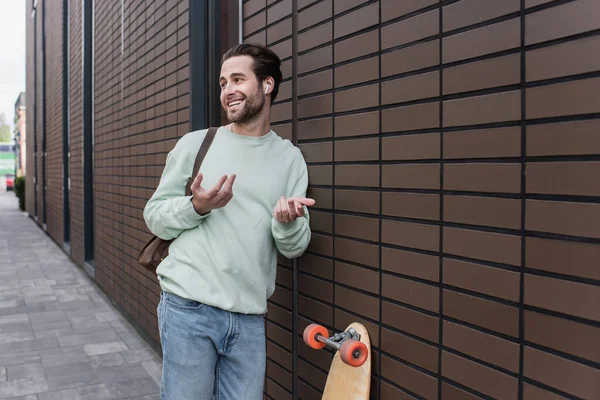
69, 0, 84, 266
26, 0, 600, 398
46, 0, 64, 245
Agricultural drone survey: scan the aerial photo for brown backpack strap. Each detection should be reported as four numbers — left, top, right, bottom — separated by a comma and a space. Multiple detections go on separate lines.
185, 127, 218, 195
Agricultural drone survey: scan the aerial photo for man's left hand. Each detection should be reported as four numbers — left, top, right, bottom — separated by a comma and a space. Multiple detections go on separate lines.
273, 196, 316, 223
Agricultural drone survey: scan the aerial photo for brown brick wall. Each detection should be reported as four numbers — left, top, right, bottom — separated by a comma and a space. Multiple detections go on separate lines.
45, 0, 65, 245
25, 1, 35, 215
69, 0, 84, 266
26, 0, 600, 398
243, 0, 600, 399
94, 0, 125, 317
92, 0, 192, 342
36, 2, 44, 223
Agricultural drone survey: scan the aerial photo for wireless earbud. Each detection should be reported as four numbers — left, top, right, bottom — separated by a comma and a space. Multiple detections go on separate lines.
264, 84, 270, 94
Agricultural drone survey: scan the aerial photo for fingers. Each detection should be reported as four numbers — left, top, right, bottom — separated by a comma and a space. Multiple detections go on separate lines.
273, 197, 309, 223
288, 197, 316, 207
277, 197, 288, 222
191, 173, 236, 213
287, 198, 298, 221
214, 174, 235, 205
190, 172, 203, 191
207, 175, 228, 196
295, 201, 305, 218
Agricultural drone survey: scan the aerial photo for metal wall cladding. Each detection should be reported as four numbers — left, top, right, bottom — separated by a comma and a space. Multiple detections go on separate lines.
245, 0, 600, 399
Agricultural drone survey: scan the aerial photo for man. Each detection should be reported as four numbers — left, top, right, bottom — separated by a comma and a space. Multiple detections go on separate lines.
143, 43, 314, 399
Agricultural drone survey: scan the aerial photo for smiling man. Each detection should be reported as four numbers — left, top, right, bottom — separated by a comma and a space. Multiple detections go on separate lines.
143, 43, 314, 399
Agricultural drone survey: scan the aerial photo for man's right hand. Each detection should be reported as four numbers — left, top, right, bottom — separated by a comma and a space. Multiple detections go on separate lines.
190, 171, 236, 215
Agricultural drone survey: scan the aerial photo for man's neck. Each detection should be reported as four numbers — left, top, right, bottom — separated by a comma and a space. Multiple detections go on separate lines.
228, 119, 271, 137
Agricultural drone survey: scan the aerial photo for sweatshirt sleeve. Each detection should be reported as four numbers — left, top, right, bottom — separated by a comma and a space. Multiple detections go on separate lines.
143, 135, 209, 240
271, 151, 312, 259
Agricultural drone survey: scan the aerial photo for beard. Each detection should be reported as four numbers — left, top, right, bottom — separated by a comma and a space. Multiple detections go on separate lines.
226, 89, 266, 124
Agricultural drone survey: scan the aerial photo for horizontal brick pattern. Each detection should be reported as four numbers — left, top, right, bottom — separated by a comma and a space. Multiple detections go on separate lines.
27, 0, 600, 398
45, 0, 64, 246
94, 0, 124, 323
69, 0, 84, 266
36, 4, 44, 224
25, 1, 35, 215
89, 0, 192, 343
246, 0, 600, 399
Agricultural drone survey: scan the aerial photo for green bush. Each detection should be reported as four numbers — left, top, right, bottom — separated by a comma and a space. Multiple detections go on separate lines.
14, 176, 25, 211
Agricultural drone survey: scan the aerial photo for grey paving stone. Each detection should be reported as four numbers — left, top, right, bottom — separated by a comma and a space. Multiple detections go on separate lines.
109, 320, 136, 335
84, 341, 129, 357
22, 288, 55, 298
127, 395, 159, 400
141, 361, 162, 388
94, 311, 123, 323
118, 332, 148, 351
67, 318, 107, 332
36, 383, 111, 400
120, 348, 159, 364
0, 295, 23, 304
89, 294, 112, 309
52, 288, 79, 297
0, 378, 49, 399
17, 270, 46, 282
0, 315, 28, 325
23, 297, 57, 307
39, 347, 89, 369
0, 353, 41, 369
6, 364, 45, 382
93, 363, 149, 384
29, 321, 70, 333
57, 328, 120, 347
0, 339, 58, 356
0, 332, 35, 345
70, 322, 115, 335
0, 305, 44, 319
53, 300, 96, 312
66, 314, 97, 328
105, 378, 159, 399
0, 301, 25, 310
29, 311, 66, 330
45, 362, 98, 391
89, 353, 126, 368
32, 328, 75, 340
56, 295, 90, 304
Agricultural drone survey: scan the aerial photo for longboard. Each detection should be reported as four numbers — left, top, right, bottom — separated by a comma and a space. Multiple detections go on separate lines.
303, 322, 371, 399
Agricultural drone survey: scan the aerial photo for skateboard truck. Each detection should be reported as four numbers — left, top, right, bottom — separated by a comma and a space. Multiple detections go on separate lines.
303, 324, 369, 367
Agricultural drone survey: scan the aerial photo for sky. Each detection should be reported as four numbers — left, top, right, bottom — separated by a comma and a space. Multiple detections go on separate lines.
0, 0, 26, 134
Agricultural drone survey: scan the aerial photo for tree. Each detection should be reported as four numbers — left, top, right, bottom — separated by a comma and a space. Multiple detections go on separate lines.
0, 114, 11, 142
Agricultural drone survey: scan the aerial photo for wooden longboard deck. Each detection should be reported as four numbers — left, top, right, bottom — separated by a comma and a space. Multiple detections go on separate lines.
322, 322, 371, 400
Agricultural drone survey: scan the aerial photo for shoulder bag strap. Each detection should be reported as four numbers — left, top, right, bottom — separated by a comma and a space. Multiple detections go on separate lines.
185, 127, 218, 195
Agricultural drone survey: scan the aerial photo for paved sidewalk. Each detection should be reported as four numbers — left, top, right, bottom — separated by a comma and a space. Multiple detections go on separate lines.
0, 191, 161, 399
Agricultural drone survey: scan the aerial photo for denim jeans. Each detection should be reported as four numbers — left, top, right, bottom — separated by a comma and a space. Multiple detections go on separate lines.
157, 291, 266, 400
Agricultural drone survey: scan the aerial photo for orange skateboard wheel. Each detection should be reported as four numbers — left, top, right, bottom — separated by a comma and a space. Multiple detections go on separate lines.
340, 339, 368, 367
303, 324, 328, 349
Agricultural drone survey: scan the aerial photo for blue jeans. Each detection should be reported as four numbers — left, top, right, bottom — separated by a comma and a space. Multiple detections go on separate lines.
157, 291, 266, 399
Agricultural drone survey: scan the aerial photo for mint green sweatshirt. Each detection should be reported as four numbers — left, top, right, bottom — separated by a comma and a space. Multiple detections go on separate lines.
143, 127, 311, 314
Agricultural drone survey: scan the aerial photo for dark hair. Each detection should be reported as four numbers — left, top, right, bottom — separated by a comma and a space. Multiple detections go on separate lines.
222, 43, 283, 103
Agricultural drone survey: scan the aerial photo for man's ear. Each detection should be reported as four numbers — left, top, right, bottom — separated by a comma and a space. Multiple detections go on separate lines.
263, 77, 275, 94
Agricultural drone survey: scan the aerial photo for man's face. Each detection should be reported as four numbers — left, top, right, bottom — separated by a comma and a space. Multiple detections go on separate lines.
219, 55, 266, 124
